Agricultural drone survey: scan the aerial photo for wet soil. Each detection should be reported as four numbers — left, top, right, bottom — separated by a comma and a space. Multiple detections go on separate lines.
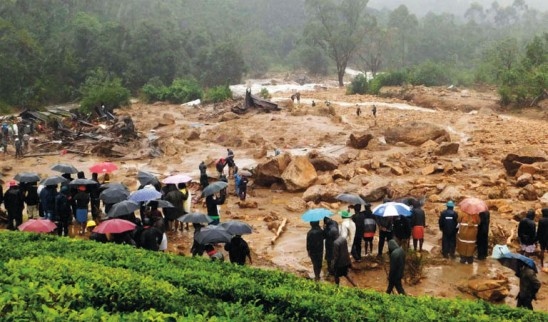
1, 83, 547, 311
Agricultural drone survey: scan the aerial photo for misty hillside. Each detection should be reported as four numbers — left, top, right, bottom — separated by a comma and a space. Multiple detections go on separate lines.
368, 0, 548, 17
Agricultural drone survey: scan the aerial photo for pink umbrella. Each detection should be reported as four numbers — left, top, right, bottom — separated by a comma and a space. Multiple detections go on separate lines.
458, 197, 488, 215
93, 219, 136, 234
162, 174, 192, 184
89, 161, 118, 174
18, 219, 57, 233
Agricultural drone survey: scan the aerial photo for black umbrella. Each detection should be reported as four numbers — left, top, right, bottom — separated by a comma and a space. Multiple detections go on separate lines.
107, 200, 140, 218
336, 193, 366, 205
137, 170, 158, 186
497, 252, 538, 273
14, 172, 41, 183
69, 178, 99, 187
100, 182, 129, 191
195, 225, 233, 244
220, 220, 252, 235
146, 200, 174, 208
177, 212, 213, 224
41, 175, 68, 186
201, 181, 228, 197
51, 163, 79, 174
99, 187, 130, 204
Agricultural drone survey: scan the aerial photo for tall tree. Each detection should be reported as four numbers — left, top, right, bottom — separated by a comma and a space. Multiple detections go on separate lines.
388, 5, 418, 68
305, 0, 370, 86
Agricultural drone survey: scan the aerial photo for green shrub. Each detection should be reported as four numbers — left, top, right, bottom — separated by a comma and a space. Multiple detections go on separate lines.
79, 70, 130, 113
260, 87, 271, 99
140, 77, 169, 103
407, 61, 452, 86
141, 78, 203, 104
368, 70, 408, 94
203, 85, 233, 103
347, 74, 369, 95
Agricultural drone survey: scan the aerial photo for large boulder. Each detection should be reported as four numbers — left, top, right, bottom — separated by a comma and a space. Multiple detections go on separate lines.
254, 153, 292, 187
302, 184, 343, 203
502, 148, 548, 176
353, 176, 392, 202
434, 142, 460, 156
282, 156, 318, 192
347, 132, 374, 149
308, 151, 339, 171
456, 278, 509, 302
384, 122, 450, 146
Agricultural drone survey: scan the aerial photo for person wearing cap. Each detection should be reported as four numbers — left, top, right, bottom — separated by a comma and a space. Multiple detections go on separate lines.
55, 185, 72, 236
4, 181, 24, 230
74, 185, 90, 235
439, 201, 459, 259
339, 209, 356, 254
306, 221, 325, 281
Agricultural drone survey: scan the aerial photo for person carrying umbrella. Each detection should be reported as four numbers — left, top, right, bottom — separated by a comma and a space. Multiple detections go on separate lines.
323, 217, 339, 276
4, 181, 24, 230
456, 205, 480, 264
332, 230, 357, 287
515, 258, 541, 310
224, 235, 252, 265
306, 221, 325, 281
518, 210, 537, 257
55, 185, 72, 237
24, 182, 39, 220
376, 216, 394, 258
393, 215, 411, 251
387, 239, 406, 295
40, 184, 58, 221
206, 192, 225, 225
163, 184, 184, 231
538, 208, 548, 268
179, 182, 191, 230
199, 161, 209, 190
191, 223, 206, 257
73, 186, 90, 235
439, 201, 458, 259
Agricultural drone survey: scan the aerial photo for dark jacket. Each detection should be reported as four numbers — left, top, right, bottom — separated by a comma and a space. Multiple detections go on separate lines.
73, 191, 90, 209
439, 208, 458, 235
306, 223, 325, 256
0, 185, 3, 205
4, 187, 24, 213
518, 265, 541, 302
332, 235, 351, 269
163, 188, 184, 220
388, 239, 405, 281
55, 192, 72, 221
40, 186, 57, 213
537, 208, 548, 248
363, 211, 377, 234
140, 227, 163, 251
478, 211, 490, 236
352, 210, 366, 234
224, 236, 251, 265
410, 208, 426, 227
24, 185, 39, 206
393, 216, 411, 239
518, 211, 537, 245
206, 194, 225, 219
323, 218, 339, 261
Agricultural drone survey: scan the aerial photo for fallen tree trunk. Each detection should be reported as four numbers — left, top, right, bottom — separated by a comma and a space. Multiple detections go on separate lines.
271, 217, 288, 245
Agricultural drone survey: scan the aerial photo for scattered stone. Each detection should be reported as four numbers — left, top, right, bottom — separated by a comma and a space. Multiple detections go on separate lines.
281, 156, 318, 192
516, 173, 533, 187
434, 142, 459, 156
347, 132, 374, 149
384, 122, 450, 146
255, 153, 292, 186
502, 148, 547, 176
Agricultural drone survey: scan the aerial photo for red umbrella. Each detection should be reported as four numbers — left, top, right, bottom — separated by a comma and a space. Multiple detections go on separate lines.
89, 161, 118, 174
18, 219, 57, 233
93, 219, 136, 234
458, 197, 488, 215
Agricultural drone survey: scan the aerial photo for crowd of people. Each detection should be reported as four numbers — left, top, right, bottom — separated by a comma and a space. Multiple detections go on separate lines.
0, 148, 253, 266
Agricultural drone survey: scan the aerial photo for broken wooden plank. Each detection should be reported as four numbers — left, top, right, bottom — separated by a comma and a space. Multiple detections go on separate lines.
271, 217, 288, 245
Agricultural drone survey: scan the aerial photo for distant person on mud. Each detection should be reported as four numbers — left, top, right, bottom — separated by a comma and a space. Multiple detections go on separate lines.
439, 201, 458, 259
372, 105, 377, 118
538, 208, 548, 268
307, 221, 325, 281
238, 175, 249, 201
332, 230, 357, 287
199, 161, 209, 189
351, 204, 365, 261
206, 192, 225, 225
356, 105, 361, 117
387, 239, 406, 295
226, 149, 235, 177
216, 158, 227, 178
518, 210, 537, 257
291, 92, 301, 104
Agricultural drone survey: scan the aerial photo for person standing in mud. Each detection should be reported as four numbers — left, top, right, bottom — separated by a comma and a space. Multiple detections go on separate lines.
456, 208, 480, 264
4, 181, 24, 230
199, 161, 209, 190
376, 215, 394, 258
363, 204, 377, 256
89, 172, 101, 221
515, 260, 541, 310
439, 201, 458, 259
323, 217, 339, 276
351, 204, 366, 261
332, 231, 357, 287
538, 208, 548, 268
24, 182, 39, 220
356, 105, 361, 117
225, 235, 252, 265
372, 105, 377, 118
410, 200, 426, 252
307, 221, 325, 281
387, 239, 406, 295
55, 186, 72, 237
518, 210, 537, 257
226, 148, 235, 178
476, 210, 490, 260
215, 158, 227, 178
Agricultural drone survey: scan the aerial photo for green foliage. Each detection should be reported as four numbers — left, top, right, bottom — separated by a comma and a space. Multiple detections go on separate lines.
0, 231, 546, 321
196, 42, 246, 88
141, 78, 203, 104
291, 45, 329, 75
368, 70, 408, 94
347, 74, 369, 95
408, 61, 452, 86
203, 85, 233, 103
259, 88, 271, 99
79, 69, 130, 113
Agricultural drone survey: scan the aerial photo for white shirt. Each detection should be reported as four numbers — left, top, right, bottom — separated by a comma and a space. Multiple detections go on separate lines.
340, 218, 356, 251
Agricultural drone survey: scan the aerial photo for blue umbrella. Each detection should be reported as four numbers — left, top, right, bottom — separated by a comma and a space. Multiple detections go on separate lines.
301, 208, 333, 222
128, 188, 162, 202
498, 252, 538, 273
372, 202, 411, 217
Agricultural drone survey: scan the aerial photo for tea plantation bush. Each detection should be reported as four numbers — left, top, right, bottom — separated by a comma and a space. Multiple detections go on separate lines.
0, 232, 546, 321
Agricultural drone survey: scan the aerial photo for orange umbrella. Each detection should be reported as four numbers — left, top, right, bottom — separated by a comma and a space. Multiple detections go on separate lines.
89, 161, 118, 174
458, 197, 488, 215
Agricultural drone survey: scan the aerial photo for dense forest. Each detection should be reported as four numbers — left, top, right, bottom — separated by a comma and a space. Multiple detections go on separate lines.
0, 0, 546, 110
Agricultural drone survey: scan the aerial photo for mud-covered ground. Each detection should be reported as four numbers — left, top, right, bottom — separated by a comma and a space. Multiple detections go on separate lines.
1, 80, 547, 311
